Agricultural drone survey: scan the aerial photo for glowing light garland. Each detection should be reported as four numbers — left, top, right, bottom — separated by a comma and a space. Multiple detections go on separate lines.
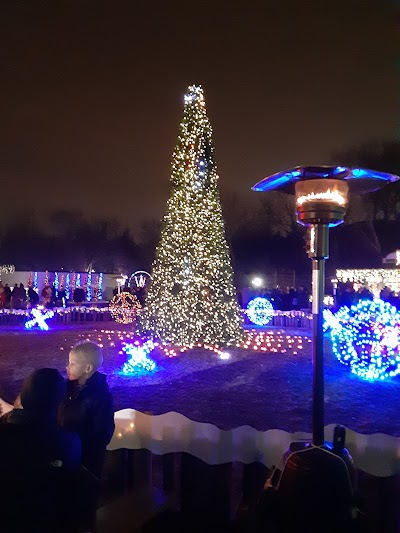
139, 84, 244, 346
0, 264, 15, 275
25, 307, 54, 331
67, 329, 311, 359
246, 297, 274, 326
109, 292, 141, 324
336, 269, 400, 286
323, 299, 400, 380
122, 340, 157, 375
54, 272, 59, 291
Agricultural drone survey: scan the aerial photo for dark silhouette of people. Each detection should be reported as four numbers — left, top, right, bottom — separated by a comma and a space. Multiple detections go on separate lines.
28, 286, 39, 308
0, 368, 82, 531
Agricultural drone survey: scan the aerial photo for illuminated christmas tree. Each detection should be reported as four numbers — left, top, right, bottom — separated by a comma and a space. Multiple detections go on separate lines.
140, 85, 244, 346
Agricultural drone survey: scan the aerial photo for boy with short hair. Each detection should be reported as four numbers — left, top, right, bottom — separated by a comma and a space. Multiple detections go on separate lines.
59, 341, 115, 478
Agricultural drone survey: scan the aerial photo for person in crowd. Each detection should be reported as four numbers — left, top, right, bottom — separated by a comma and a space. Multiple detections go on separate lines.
380, 286, 391, 302
337, 282, 356, 309
11, 282, 22, 309
28, 285, 40, 307
297, 286, 310, 310
42, 284, 53, 308
57, 286, 67, 307
73, 286, 85, 304
19, 282, 27, 309
4, 283, 12, 307
289, 287, 299, 310
59, 341, 115, 479
0, 282, 5, 308
0, 368, 82, 531
356, 286, 373, 301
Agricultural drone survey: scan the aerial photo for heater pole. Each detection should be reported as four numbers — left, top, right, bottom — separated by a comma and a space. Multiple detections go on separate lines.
310, 224, 329, 446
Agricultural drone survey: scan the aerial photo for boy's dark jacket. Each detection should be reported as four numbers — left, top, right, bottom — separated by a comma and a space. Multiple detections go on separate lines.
59, 371, 115, 476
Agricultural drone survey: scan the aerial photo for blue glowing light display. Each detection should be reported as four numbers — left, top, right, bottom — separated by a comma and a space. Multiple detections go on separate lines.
54, 272, 59, 291
65, 274, 70, 300
122, 340, 157, 375
86, 272, 92, 302
246, 297, 274, 326
323, 299, 400, 380
97, 273, 103, 300
33, 272, 38, 290
25, 307, 54, 331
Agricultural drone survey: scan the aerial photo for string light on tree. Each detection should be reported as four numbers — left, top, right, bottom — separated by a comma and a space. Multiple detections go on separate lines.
323, 299, 400, 380
109, 292, 141, 324
139, 85, 244, 346
34, 272, 38, 290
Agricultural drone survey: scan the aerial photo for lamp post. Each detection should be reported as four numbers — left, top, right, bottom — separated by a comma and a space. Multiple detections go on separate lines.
252, 165, 399, 446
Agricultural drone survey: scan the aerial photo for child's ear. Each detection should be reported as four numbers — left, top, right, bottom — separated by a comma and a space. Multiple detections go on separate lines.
86, 363, 94, 374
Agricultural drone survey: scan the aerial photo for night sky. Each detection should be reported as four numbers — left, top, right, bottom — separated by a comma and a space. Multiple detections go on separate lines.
0, 0, 397, 236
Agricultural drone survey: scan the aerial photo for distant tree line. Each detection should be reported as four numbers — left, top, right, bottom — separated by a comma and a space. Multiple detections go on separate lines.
1, 140, 399, 282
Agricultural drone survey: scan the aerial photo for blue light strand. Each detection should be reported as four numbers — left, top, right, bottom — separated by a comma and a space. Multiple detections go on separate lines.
65, 274, 70, 300
122, 340, 157, 375
54, 272, 59, 291
87, 272, 92, 301
34, 272, 38, 290
97, 273, 103, 300
76, 274, 81, 287
246, 297, 274, 326
324, 299, 400, 380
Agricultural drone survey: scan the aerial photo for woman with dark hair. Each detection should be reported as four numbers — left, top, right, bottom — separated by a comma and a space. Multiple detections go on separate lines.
0, 368, 82, 531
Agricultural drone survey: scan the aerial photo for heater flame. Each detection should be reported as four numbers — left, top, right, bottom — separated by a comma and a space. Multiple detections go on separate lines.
296, 189, 346, 206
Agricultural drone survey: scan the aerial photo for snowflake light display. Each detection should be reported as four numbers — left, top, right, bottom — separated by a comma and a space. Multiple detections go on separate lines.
122, 340, 156, 375
246, 297, 274, 326
109, 292, 141, 324
323, 299, 400, 380
25, 307, 54, 331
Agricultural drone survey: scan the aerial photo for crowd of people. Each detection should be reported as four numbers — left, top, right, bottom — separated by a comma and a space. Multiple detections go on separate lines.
0, 283, 89, 310
335, 282, 400, 311
239, 286, 311, 311
0, 341, 115, 532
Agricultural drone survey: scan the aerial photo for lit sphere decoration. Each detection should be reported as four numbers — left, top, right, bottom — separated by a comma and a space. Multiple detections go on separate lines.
109, 292, 141, 324
246, 297, 274, 326
323, 299, 400, 380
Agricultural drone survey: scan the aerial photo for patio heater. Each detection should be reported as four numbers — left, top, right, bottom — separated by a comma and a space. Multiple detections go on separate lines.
252, 165, 399, 445
252, 166, 399, 527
